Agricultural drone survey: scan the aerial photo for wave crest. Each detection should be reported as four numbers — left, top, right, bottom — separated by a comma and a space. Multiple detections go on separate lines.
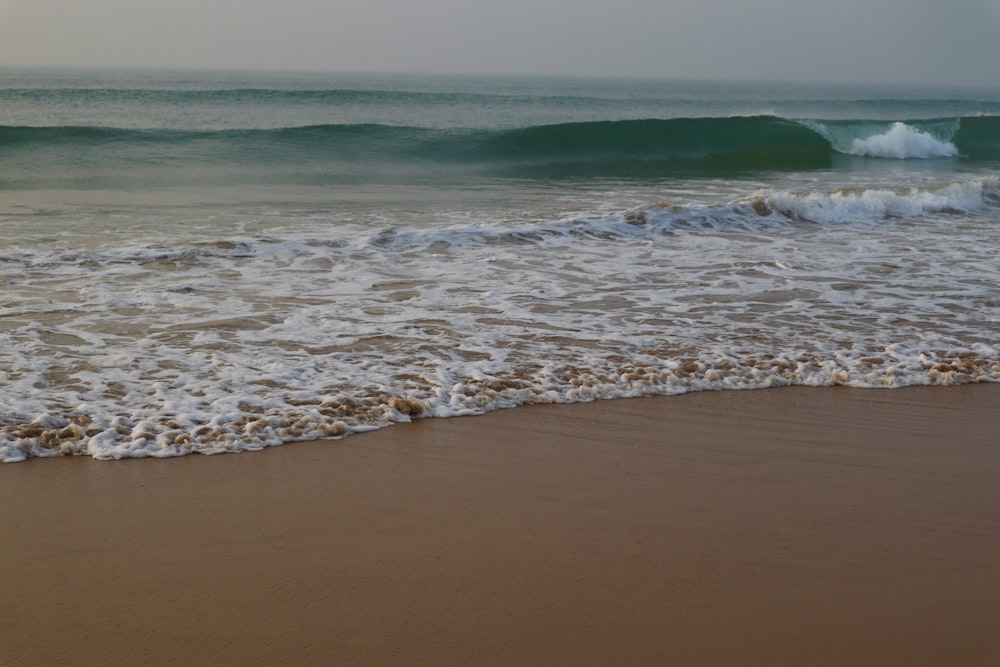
846, 122, 959, 159
0, 116, 998, 188
750, 179, 995, 224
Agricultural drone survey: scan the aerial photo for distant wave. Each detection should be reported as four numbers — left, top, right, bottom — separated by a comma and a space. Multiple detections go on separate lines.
0, 86, 583, 107
1, 116, 998, 187
5, 86, 997, 115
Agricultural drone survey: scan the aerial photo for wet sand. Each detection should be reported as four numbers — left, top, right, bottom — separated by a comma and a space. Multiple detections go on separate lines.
3, 384, 1000, 666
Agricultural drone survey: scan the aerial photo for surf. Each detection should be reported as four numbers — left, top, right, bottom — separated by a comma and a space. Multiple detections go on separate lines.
1, 115, 999, 189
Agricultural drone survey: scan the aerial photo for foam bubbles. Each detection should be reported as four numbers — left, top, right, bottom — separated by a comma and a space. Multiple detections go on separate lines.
753, 178, 996, 224
1, 176, 999, 461
847, 122, 959, 159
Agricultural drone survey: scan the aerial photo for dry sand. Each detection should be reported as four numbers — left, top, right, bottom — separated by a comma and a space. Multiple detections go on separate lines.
3, 384, 1000, 666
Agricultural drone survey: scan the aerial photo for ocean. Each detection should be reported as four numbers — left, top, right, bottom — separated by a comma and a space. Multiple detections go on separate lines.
1, 68, 998, 461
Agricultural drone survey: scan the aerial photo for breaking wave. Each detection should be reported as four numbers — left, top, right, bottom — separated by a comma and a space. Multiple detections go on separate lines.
1, 115, 998, 187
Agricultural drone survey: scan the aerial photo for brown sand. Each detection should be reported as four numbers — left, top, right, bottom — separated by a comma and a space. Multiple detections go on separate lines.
2, 385, 1000, 666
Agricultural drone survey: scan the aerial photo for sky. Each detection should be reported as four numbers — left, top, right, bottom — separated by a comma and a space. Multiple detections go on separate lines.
0, 0, 998, 87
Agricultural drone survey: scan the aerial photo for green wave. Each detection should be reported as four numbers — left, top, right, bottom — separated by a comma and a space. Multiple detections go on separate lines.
1, 115, 998, 186
954, 117, 1000, 159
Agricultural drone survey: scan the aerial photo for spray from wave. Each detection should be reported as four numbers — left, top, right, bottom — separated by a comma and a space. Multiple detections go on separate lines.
804, 119, 962, 160
845, 122, 959, 159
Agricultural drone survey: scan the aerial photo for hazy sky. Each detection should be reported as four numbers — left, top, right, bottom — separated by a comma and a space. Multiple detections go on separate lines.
1, 0, 998, 86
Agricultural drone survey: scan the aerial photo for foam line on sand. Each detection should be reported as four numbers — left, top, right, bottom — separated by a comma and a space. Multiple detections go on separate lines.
3, 385, 1000, 666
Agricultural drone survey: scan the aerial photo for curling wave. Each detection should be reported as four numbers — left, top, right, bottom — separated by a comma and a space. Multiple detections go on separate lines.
1, 115, 998, 187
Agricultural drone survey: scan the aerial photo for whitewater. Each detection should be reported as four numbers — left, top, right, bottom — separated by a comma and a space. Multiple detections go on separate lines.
1, 69, 999, 461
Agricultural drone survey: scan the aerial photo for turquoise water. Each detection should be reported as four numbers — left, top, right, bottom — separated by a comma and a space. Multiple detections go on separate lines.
1, 68, 999, 461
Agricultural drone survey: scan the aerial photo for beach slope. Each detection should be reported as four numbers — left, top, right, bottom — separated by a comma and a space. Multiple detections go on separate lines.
3, 385, 1000, 666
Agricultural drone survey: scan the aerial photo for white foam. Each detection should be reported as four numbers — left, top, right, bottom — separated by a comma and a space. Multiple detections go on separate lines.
847, 122, 959, 159
1, 176, 999, 462
752, 178, 997, 224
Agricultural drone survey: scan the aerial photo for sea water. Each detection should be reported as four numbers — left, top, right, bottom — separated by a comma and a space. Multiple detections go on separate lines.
1, 68, 998, 461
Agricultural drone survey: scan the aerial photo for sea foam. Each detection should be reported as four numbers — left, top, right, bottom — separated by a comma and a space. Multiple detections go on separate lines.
751, 177, 997, 224
801, 119, 963, 160
1, 177, 999, 462
847, 122, 959, 159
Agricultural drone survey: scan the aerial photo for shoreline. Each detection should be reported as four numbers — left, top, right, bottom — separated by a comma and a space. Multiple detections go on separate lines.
3, 384, 1000, 666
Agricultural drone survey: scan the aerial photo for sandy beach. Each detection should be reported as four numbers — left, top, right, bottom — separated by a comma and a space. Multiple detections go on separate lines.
3, 384, 1000, 666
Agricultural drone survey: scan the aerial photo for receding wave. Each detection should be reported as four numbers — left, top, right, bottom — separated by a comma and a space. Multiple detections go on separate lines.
366, 177, 1000, 250
3, 175, 1000, 461
1, 115, 999, 187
